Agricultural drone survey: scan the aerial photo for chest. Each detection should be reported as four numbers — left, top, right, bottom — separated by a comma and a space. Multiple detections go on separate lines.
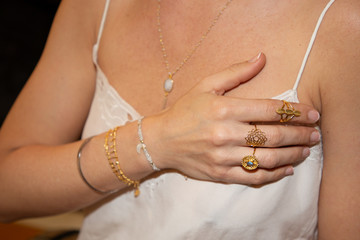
96, 0, 328, 116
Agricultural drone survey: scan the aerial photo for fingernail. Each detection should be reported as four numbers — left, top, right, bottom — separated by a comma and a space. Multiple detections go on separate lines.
308, 110, 320, 122
248, 52, 262, 63
285, 167, 294, 176
310, 131, 321, 143
303, 147, 310, 158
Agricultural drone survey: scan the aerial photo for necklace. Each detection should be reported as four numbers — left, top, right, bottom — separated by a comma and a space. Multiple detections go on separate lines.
157, 0, 234, 109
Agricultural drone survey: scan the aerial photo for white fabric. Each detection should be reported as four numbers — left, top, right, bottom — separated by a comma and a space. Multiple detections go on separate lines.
78, 1, 334, 239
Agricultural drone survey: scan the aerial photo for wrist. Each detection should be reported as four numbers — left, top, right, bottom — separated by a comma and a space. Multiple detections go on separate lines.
139, 114, 171, 170
136, 117, 161, 171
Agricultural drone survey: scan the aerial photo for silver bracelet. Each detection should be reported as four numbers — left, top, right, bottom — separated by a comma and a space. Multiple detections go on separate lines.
136, 117, 161, 171
77, 137, 117, 194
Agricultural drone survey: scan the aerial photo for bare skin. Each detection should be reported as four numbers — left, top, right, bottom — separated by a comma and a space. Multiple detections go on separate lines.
0, 0, 359, 239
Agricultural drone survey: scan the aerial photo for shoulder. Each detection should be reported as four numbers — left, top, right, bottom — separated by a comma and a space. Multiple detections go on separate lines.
313, 0, 360, 108
321, 0, 360, 43
53, 0, 108, 41
324, 0, 360, 66
58, 0, 107, 16
298, 0, 360, 112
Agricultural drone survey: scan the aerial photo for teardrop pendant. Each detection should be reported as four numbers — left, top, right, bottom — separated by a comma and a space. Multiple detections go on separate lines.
162, 75, 173, 109
164, 77, 173, 94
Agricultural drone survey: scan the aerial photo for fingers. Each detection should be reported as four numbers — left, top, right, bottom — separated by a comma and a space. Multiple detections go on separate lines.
224, 165, 294, 185
230, 124, 320, 147
205, 146, 307, 185
210, 145, 308, 168
214, 98, 320, 124
159, 54, 321, 186
237, 146, 308, 169
193, 52, 266, 94
259, 125, 320, 147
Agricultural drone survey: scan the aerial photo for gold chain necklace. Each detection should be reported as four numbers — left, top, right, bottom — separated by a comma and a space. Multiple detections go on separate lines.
157, 0, 234, 109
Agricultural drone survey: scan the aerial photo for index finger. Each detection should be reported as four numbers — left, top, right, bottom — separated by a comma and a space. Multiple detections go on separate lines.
223, 98, 320, 124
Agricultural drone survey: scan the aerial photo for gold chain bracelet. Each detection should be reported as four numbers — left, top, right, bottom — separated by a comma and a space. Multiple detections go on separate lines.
104, 127, 140, 197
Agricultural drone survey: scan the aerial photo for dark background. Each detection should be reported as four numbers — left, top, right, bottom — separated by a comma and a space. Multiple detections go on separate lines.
0, 0, 60, 126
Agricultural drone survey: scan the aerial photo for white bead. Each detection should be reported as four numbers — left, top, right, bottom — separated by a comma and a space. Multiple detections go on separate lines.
164, 78, 173, 93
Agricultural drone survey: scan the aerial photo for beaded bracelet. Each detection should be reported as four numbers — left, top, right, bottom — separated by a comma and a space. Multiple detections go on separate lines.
136, 117, 161, 171
77, 137, 117, 194
104, 127, 140, 197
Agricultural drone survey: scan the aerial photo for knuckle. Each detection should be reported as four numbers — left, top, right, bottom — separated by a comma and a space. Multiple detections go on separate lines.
268, 126, 283, 146
274, 169, 287, 181
208, 167, 227, 180
227, 63, 242, 73
263, 150, 280, 168
237, 102, 251, 116
252, 171, 267, 185
210, 98, 230, 120
210, 125, 229, 146
205, 148, 226, 166
201, 76, 213, 87
201, 74, 216, 84
193, 78, 207, 92
297, 147, 308, 162
201, 75, 210, 83
266, 100, 281, 121
303, 128, 314, 144
212, 149, 227, 164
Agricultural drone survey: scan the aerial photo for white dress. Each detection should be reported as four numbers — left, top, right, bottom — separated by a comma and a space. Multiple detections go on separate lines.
78, 1, 335, 239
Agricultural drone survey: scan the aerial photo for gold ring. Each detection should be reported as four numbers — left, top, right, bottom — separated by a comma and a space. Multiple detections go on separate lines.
242, 148, 259, 171
245, 125, 267, 147
276, 100, 301, 122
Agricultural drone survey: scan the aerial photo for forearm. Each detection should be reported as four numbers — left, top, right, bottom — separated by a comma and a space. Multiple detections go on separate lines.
0, 121, 154, 222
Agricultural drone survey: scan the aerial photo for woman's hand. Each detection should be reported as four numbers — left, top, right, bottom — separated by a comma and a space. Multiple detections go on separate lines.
145, 53, 320, 185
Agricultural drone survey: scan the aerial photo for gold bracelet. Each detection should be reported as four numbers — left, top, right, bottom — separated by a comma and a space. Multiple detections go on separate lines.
104, 127, 140, 197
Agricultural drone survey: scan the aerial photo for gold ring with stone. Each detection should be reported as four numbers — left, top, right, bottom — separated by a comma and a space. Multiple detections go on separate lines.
245, 125, 267, 147
242, 148, 259, 171
276, 100, 301, 123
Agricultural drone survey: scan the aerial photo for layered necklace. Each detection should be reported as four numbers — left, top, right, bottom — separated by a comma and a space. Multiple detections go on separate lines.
157, 0, 234, 109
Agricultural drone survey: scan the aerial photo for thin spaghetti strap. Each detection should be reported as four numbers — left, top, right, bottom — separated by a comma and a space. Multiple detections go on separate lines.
293, 0, 335, 90
96, 0, 111, 46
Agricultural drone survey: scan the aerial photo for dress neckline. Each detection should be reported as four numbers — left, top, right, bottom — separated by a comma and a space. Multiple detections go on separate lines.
91, 0, 336, 117
94, 50, 299, 118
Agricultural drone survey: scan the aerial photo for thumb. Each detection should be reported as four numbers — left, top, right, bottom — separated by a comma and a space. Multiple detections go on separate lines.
196, 52, 266, 95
